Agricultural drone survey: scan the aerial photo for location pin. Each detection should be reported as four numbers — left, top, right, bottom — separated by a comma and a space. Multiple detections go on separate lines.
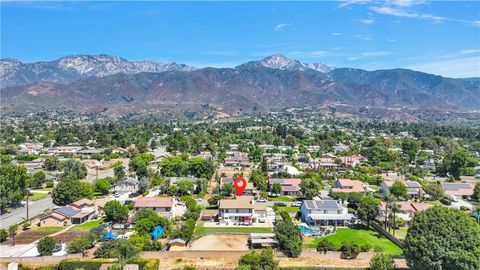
234, 177, 247, 196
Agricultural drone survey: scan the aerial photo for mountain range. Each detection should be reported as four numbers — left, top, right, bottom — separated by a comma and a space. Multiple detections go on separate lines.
1, 54, 479, 119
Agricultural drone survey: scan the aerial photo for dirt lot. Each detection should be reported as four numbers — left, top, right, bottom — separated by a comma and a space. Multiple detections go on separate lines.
174, 234, 250, 251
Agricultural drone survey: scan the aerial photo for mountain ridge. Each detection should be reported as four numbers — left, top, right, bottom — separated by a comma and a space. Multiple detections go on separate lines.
2, 54, 479, 119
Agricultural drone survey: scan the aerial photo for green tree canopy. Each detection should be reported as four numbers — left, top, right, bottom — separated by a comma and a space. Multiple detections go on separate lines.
274, 221, 302, 258
52, 178, 83, 206
369, 253, 396, 270
37, 236, 56, 256
300, 178, 321, 200
404, 207, 480, 270
93, 178, 111, 195
357, 196, 380, 227
238, 248, 278, 270
0, 164, 30, 211
61, 159, 87, 180
389, 181, 407, 199
104, 201, 129, 223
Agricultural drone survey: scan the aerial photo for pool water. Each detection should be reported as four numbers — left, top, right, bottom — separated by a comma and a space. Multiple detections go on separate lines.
298, 225, 320, 234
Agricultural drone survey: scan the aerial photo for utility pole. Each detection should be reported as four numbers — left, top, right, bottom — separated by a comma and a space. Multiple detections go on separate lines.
26, 188, 30, 220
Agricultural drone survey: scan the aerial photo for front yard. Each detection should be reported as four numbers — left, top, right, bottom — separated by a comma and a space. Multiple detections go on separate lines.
303, 225, 403, 256
194, 223, 273, 236
70, 218, 104, 231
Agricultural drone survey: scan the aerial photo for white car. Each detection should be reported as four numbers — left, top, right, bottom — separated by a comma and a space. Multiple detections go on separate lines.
257, 198, 267, 203
291, 201, 302, 207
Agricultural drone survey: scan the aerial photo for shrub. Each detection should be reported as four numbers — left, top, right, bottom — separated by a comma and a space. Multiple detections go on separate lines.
340, 242, 361, 259
22, 222, 31, 230
316, 239, 335, 253
0, 229, 7, 242
37, 236, 56, 256
361, 242, 372, 252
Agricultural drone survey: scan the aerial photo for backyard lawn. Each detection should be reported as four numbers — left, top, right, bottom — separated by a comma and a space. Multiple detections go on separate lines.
304, 225, 403, 256
269, 196, 296, 202
35, 226, 64, 233
276, 206, 300, 213
71, 218, 104, 231
28, 192, 48, 201
194, 223, 273, 236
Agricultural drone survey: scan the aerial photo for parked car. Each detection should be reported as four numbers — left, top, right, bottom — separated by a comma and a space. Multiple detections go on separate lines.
291, 201, 302, 207
114, 192, 120, 198
274, 202, 287, 207
257, 198, 267, 203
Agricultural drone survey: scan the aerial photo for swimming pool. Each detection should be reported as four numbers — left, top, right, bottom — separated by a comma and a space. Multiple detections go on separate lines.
297, 225, 320, 235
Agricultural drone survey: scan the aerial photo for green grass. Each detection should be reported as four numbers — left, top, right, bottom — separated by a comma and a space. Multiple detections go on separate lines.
71, 218, 104, 231
277, 206, 300, 213
35, 227, 64, 233
38, 187, 53, 191
304, 225, 403, 256
268, 196, 296, 202
28, 192, 48, 201
194, 223, 273, 236
394, 227, 409, 240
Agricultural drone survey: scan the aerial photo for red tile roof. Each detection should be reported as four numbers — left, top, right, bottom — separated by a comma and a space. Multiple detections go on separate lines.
134, 197, 173, 208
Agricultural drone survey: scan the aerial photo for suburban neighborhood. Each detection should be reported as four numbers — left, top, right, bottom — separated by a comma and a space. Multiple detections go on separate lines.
1, 109, 479, 270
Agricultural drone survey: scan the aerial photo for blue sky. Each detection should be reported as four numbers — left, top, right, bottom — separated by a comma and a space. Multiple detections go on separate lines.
1, 1, 479, 78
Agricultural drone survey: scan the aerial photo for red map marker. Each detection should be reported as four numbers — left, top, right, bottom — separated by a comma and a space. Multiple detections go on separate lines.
234, 177, 247, 196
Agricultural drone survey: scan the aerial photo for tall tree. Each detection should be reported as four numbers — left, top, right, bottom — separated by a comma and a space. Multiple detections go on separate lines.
274, 221, 302, 257
52, 178, 83, 206
357, 196, 380, 227
389, 182, 407, 199
300, 178, 321, 200
0, 164, 30, 211
405, 207, 480, 270
104, 201, 128, 223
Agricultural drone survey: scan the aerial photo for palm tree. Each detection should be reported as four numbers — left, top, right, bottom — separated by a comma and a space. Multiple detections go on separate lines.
389, 202, 400, 237
383, 193, 393, 231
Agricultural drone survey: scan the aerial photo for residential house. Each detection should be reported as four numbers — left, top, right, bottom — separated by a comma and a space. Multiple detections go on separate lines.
378, 201, 431, 224
380, 180, 425, 198
331, 179, 366, 194
220, 177, 256, 195
166, 177, 198, 189
218, 196, 257, 223
134, 197, 174, 218
338, 155, 366, 167
268, 178, 302, 196
114, 177, 139, 194
441, 182, 475, 199
40, 203, 96, 227
300, 199, 354, 226
17, 143, 43, 155
224, 152, 251, 168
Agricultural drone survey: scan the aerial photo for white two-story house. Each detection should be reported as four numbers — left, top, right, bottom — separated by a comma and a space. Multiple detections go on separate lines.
300, 199, 354, 226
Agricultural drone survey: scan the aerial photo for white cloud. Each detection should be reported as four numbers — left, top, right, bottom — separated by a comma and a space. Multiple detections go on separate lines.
348, 56, 360, 61
460, 49, 480, 55
353, 34, 373, 41
408, 56, 480, 78
362, 51, 392, 56
359, 18, 376, 24
338, 0, 371, 8
310, 50, 328, 57
388, 0, 425, 7
370, 6, 418, 18
332, 32, 343, 36
274, 23, 290, 32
